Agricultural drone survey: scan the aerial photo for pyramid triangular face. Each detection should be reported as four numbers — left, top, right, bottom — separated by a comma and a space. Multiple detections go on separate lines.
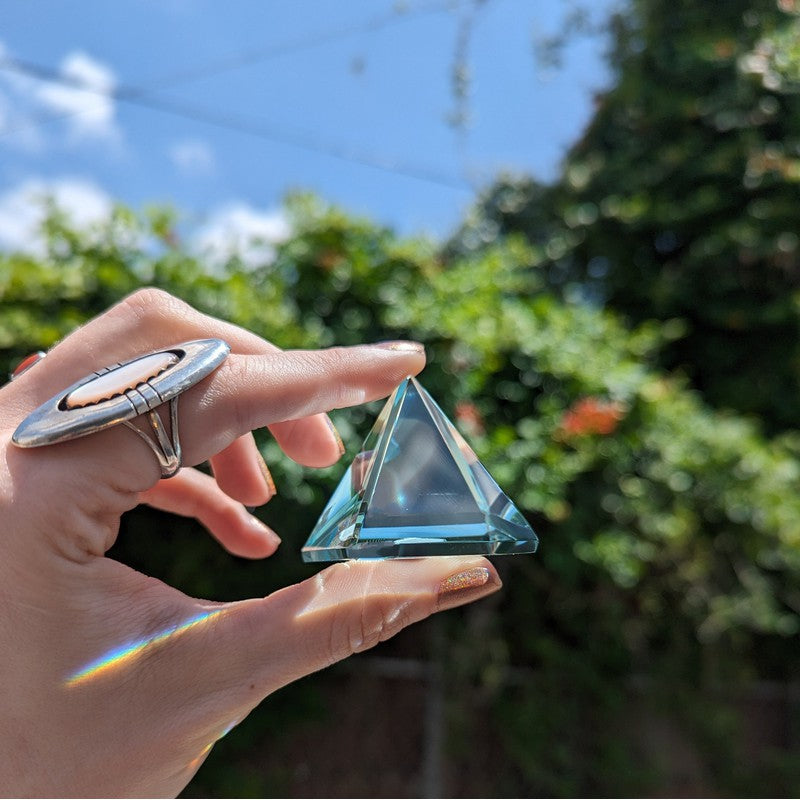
301, 377, 538, 562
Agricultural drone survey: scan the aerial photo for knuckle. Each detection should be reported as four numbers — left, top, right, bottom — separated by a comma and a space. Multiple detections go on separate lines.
311, 347, 366, 408
116, 287, 190, 327
325, 595, 413, 664
319, 345, 352, 370
209, 359, 249, 435
308, 563, 421, 669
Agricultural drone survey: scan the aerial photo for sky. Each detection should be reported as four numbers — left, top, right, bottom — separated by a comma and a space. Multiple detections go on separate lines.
0, 0, 614, 257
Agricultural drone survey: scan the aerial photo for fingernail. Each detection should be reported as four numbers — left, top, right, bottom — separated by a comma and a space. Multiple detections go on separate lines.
436, 565, 501, 611
325, 416, 345, 456
249, 514, 281, 546
9, 350, 46, 381
256, 451, 276, 499
369, 340, 425, 353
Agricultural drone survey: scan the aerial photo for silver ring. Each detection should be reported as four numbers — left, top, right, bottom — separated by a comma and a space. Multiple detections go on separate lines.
11, 338, 230, 478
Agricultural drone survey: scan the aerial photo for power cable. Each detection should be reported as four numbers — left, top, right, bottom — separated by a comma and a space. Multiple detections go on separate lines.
0, 55, 471, 190
0, 1, 472, 190
1, 0, 462, 136
138, 0, 463, 90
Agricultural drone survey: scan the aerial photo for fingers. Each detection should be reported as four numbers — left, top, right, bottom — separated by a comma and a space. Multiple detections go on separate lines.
176, 344, 423, 482
2, 288, 345, 468
2, 289, 426, 560
209, 434, 275, 507
12, 343, 425, 495
157, 557, 501, 710
270, 415, 344, 469
140, 468, 280, 558
4, 284, 424, 484
60, 556, 501, 771
269, 414, 345, 469
175, 344, 424, 467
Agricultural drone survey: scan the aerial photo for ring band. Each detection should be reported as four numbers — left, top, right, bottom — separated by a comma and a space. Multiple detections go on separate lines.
11, 339, 230, 478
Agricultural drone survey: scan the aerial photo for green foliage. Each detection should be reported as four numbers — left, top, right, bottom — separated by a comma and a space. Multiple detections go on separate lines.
455, 0, 800, 434
2, 185, 799, 793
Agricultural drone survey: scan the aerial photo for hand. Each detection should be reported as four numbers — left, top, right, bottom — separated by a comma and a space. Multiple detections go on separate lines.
0, 289, 501, 798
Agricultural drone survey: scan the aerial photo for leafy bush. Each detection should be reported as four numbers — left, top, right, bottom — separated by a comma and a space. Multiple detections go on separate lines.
2, 193, 799, 794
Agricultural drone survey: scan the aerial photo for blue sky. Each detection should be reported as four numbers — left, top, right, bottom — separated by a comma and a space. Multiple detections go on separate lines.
0, 0, 613, 255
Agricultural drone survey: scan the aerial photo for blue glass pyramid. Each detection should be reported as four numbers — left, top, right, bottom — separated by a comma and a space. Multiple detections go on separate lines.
301, 377, 538, 561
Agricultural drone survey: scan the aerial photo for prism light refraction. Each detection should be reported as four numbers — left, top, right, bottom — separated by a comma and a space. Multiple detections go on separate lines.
301, 377, 538, 561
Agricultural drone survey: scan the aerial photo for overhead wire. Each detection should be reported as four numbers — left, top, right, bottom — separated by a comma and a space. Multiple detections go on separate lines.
0, 57, 470, 190
136, 0, 463, 90
0, 1, 473, 191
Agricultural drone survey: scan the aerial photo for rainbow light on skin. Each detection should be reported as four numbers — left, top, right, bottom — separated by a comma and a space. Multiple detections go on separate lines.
65, 608, 226, 687
186, 719, 241, 772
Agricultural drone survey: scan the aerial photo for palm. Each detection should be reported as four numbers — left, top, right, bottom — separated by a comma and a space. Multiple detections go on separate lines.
10, 542, 227, 795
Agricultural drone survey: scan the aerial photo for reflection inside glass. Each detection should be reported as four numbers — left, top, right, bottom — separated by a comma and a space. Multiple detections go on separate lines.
302, 377, 538, 561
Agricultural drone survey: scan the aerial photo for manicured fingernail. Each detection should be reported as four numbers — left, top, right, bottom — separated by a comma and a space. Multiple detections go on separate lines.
325, 416, 345, 456
369, 340, 425, 353
256, 451, 276, 499
437, 565, 501, 611
9, 350, 46, 381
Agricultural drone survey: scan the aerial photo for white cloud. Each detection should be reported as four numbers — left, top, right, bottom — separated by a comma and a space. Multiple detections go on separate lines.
0, 177, 113, 255
169, 139, 216, 175
36, 51, 120, 143
0, 41, 120, 149
194, 203, 291, 269
0, 175, 291, 276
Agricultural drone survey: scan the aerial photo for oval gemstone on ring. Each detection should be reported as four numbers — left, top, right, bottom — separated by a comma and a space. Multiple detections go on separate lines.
64, 352, 180, 408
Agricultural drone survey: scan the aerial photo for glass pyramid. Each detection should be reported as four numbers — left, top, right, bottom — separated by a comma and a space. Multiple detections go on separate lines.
301, 377, 539, 562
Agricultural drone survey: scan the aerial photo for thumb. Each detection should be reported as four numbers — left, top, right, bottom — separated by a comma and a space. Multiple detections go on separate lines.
178, 557, 500, 711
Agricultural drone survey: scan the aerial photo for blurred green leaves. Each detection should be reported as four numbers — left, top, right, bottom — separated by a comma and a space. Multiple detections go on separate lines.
459, 0, 800, 435
2, 175, 798, 792
3, 172, 800, 790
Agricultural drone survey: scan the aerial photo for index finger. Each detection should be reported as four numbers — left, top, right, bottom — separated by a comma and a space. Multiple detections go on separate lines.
84, 344, 425, 488
3, 288, 343, 468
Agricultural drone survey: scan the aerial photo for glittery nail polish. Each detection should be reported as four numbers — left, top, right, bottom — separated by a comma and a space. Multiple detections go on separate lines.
370, 340, 425, 353
325, 416, 345, 456
436, 566, 501, 611
256, 451, 276, 498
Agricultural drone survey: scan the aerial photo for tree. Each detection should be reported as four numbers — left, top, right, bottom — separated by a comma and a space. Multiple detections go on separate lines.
3, 195, 800, 794
454, 0, 800, 433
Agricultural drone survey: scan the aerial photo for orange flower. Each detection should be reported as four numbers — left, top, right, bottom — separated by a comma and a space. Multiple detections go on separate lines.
316, 249, 343, 271
559, 397, 625, 437
455, 401, 485, 437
